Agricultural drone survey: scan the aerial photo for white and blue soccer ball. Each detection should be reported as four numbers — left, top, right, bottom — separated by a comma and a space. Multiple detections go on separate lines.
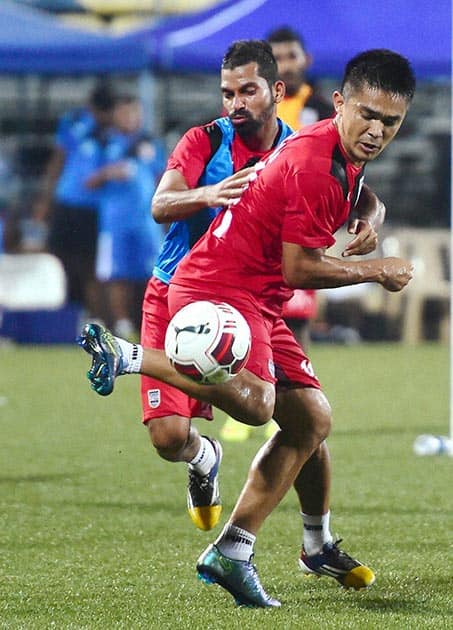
165, 300, 251, 384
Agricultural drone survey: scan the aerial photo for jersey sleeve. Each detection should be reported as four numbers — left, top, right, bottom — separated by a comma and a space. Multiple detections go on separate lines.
166, 126, 212, 189
281, 168, 344, 249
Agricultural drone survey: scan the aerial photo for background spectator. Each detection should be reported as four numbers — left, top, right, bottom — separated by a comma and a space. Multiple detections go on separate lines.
87, 94, 166, 339
33, 81, 116, 320
268, 25, 333, 129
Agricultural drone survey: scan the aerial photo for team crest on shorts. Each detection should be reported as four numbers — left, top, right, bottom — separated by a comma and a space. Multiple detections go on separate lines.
300, 359, 318, 380
147, 389, 161, 408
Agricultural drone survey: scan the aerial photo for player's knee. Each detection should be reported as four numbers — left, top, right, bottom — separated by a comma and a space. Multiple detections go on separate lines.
235, 380, 275, 426
309, 393, 332, 442
315, 407, 332, 442
147, 415, 190, 462
276, 387, 332, 442
253, 384, 275, 425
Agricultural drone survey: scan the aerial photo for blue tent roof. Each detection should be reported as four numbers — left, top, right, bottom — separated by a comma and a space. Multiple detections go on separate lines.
0, 0, 450, 78
0, 1, 148, 74
134, 0, 451, 79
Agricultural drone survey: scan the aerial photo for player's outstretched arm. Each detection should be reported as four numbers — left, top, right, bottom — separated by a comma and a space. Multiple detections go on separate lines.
282, 242, 413, 292
152, 168, 255, 223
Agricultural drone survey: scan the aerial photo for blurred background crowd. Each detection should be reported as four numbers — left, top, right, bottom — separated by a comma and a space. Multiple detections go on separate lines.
0, 0, 450, 345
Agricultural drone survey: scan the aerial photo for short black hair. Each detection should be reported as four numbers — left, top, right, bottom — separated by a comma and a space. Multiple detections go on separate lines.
341, 49, 416, 102
89, 80, 116, 112
114, 93, 139, 106
267, 26, 306, 51
222, 39, 279, 87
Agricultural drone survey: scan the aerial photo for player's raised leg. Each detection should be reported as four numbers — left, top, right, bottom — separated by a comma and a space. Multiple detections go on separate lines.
77, 322, 128, 396
77, 322, 275, 426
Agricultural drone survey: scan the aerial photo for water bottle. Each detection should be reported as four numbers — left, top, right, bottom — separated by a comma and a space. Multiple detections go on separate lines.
413, 434, 453, 456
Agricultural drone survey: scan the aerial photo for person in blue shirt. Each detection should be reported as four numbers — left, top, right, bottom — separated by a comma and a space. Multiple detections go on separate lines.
86, 94, 166, 339
33, 82, 116, 317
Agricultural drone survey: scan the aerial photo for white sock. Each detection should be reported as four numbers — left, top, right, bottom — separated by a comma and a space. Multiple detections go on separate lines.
189, 436, 216, 476
215, 524, 256, 561
116, 338, 143, 373
301, 510, 334, 556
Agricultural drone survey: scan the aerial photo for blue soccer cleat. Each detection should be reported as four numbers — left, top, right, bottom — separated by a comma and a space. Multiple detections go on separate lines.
77, 323, 125, 396
299, 539, 375, 590
187, 438, 223, 531
196, 544, 281, 608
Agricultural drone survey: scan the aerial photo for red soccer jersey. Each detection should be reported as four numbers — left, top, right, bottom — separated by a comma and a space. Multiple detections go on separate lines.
172, 118, 364, 317
166, 123, 275, 186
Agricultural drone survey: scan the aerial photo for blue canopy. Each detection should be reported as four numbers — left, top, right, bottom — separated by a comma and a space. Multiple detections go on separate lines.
133, 0, 451, 79
0, 1, 148, 74
1, 0, 450, 78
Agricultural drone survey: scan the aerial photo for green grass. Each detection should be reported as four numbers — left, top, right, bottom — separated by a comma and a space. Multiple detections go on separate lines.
0, 342, 452, 629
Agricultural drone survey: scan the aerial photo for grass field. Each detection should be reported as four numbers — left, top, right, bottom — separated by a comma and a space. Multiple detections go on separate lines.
1, 342, 452, 629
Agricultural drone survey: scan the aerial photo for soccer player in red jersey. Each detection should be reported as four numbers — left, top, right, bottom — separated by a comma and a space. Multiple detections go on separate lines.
79, 48, 415, 607
136, 41, 380, 543
141, 41, 291, 533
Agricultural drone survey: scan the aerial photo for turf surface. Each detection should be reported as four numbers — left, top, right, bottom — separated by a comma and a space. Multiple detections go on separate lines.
1, 342, 451, 628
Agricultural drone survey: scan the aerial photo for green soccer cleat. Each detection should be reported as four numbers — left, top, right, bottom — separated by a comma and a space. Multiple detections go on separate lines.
197, 544, 281, 608
299, 539, 375, 590
187, 438, 223, 531
77, 323, 125, 396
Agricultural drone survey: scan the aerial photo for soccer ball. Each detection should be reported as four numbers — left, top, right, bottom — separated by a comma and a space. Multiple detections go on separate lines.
164, 300, 251, 384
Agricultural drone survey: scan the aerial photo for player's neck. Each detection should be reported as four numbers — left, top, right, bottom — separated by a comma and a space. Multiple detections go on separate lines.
244, 117, 280, 152
333, 115, 366, 168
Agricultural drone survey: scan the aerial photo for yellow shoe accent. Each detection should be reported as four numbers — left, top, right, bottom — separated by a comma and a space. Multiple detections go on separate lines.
343, 566, 376, 590
299, 540, 374, 589
220, 416, 252, 442
188, 505, 222, 531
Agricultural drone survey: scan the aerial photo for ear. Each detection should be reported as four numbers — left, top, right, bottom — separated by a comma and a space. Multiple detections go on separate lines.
332, 90, 345, 115
273, 79, 286, 104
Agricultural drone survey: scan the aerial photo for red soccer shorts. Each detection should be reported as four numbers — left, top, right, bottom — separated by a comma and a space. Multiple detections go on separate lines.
168, 283, 321, 391
140, 276, 213, 424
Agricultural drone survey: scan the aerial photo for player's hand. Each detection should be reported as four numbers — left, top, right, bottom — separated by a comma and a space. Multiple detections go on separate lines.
342, 219, 378, 256
102, 162, 131, 181
206, 167, 255, 207
86, 162, 131, 188
379, 257, 414, 292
